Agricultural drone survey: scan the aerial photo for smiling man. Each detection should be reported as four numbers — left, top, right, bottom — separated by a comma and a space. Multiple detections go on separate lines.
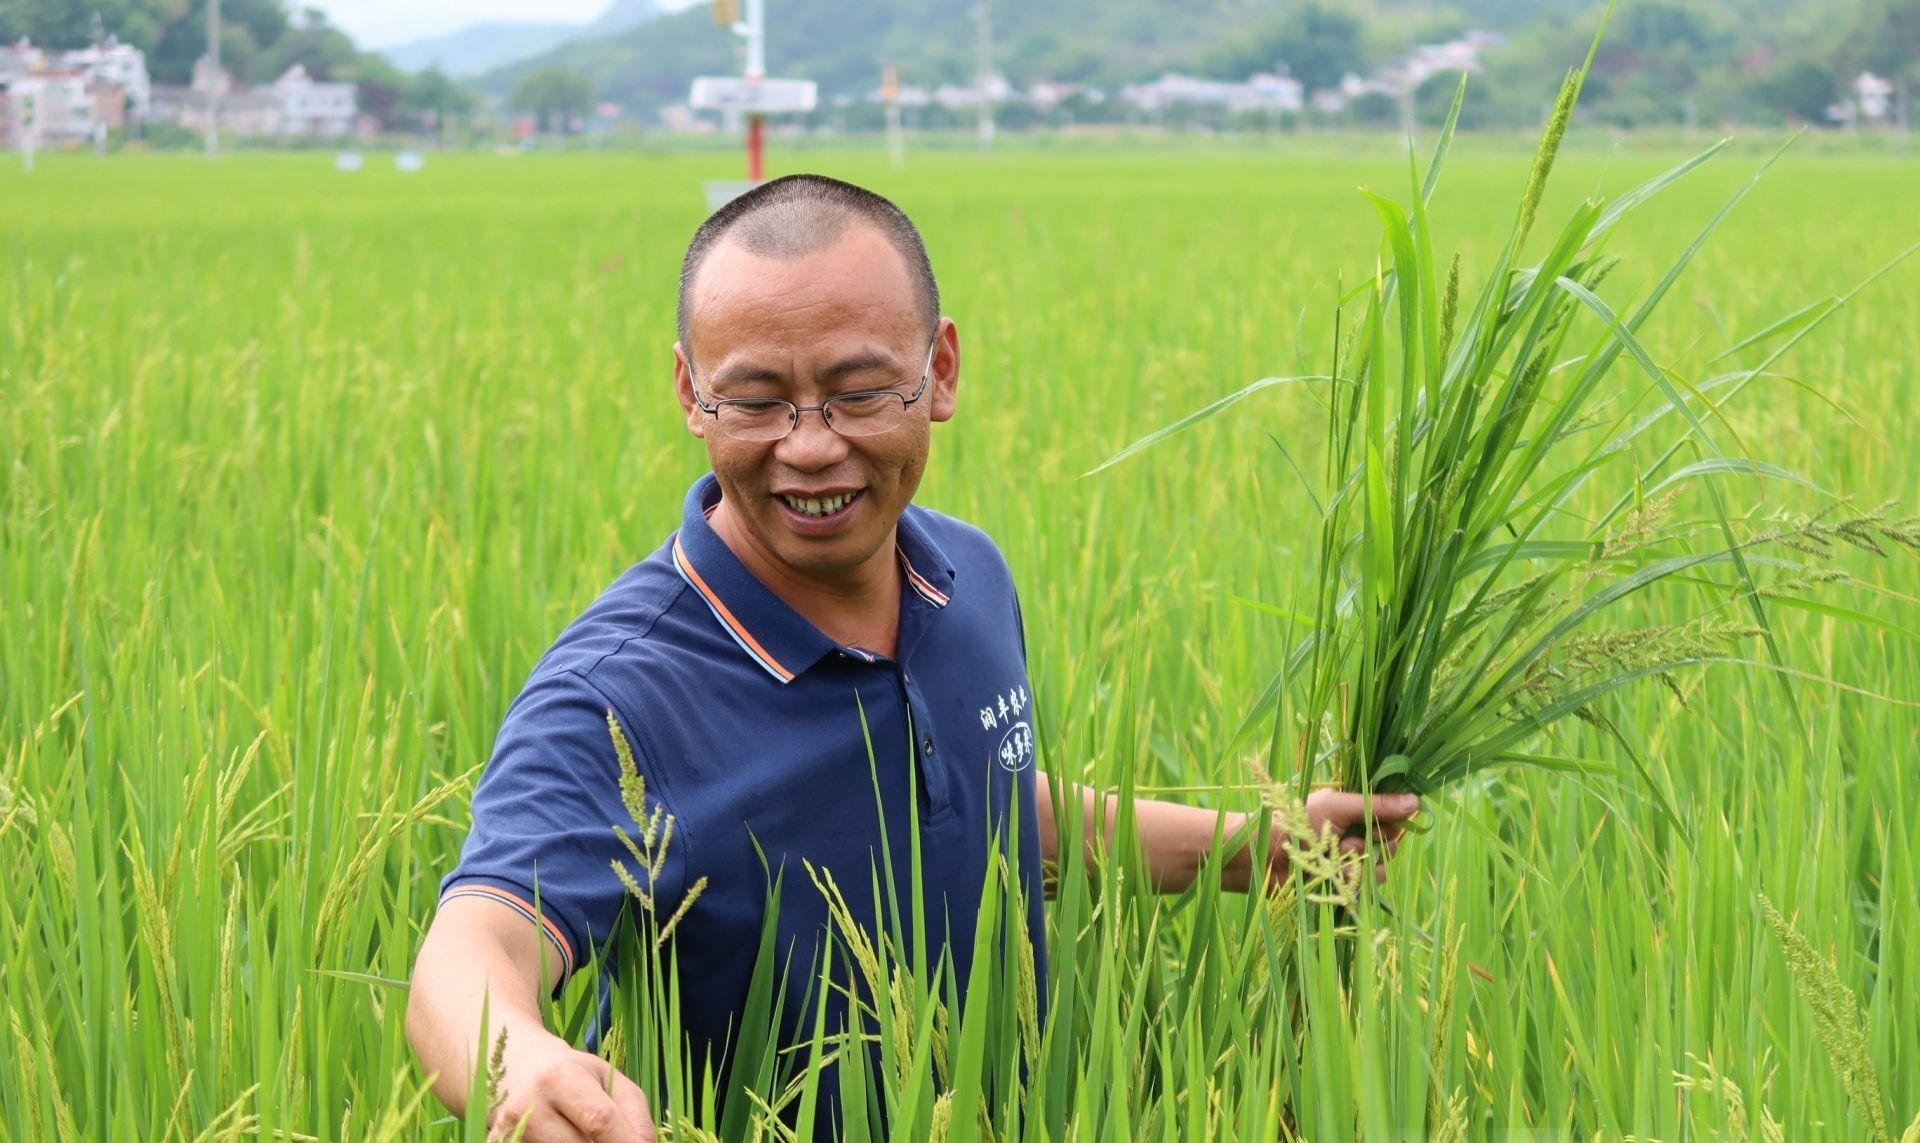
406, 174, 1418, 1142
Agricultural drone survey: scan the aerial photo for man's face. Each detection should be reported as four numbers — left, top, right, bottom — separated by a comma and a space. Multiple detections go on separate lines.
674, 225, 959, 582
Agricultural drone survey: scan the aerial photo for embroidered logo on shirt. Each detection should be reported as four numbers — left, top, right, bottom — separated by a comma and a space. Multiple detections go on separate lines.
978, 685, 1034, 771
995, 720, 1034, 772
977, 684, 1028, 730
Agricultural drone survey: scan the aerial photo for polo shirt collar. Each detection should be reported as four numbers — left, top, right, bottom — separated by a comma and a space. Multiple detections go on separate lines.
671, 473, 956, 684
894, 497, 957, 609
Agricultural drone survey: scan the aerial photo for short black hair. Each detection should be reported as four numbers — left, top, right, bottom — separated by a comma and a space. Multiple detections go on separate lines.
676, 174, 941, 353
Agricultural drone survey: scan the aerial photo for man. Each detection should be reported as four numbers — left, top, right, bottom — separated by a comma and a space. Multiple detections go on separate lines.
406, 174, 1419, 1141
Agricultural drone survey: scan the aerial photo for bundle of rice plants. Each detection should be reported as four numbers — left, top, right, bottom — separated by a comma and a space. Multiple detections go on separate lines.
1097, 25, 1918, 809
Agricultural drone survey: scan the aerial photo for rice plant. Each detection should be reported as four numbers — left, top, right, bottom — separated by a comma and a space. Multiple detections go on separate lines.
1100, 50, 1920, 809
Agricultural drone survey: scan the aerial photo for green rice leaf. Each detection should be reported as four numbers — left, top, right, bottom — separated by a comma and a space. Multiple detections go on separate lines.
1087, 374, 1334, 476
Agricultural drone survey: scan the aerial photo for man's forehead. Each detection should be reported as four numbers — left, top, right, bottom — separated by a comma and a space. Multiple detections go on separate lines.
689, 225, 919, 332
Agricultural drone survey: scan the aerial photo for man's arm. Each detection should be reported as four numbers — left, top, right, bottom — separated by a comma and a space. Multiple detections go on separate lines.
1033, 771, 1418, 894
407, 898, 655, 1142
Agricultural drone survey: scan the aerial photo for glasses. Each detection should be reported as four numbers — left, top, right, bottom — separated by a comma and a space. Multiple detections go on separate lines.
689, 335, 938, 443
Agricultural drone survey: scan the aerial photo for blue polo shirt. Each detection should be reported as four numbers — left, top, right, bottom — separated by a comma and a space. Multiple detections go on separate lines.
440, 472, 1048, 1097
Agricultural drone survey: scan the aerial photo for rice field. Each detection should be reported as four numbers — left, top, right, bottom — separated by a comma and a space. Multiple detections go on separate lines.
4, 136, 1919, 1139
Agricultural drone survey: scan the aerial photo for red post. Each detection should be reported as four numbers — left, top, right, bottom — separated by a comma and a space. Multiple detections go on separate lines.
747, 114, 765, 182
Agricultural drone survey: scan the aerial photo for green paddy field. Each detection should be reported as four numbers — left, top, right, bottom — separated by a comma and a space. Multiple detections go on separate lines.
4, 141, 1918, 1138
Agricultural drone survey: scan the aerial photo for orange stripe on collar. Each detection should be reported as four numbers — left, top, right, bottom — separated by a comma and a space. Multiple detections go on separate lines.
673, 535, 797, 682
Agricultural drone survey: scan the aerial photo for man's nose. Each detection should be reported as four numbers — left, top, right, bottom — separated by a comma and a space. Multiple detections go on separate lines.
774, 406, 850, 468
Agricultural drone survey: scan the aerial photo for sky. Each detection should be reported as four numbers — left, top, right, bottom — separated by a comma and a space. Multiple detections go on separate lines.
311, 0, 701, 49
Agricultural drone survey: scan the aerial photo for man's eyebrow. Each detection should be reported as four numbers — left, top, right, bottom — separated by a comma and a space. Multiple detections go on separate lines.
711, 349, 901, 387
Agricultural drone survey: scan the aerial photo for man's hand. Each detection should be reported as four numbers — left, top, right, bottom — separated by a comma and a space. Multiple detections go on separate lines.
1298, 788, 1422, 885
1034, 772, 1421, 895
407, 898, 656, 1143
487, 1029, 656, 1143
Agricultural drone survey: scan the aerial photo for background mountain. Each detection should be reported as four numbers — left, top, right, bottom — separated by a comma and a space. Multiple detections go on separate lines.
379, 21, 584, 76
479, 0, 1334, 111
465, 0, 1645, 108
1, 0, 1910, 131
377, 0, 662, 77
476, 0, 1915, 129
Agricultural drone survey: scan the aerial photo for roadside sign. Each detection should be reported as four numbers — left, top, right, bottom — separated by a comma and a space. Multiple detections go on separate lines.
689, 76, 817, 114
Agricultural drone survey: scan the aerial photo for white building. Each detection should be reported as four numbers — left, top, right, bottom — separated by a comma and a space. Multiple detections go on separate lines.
154, 60, 279, 136
274, 65, 355, 137
1829, 72, 1902, 126
2, 72, 95, 142
1026, 80, 1090, 112
152, 61, 359, 138
0, 38, 48, 83
1856, 71, 1894, 120
1387, 31, 1503, 95
0, 36, 149, 141
60, 39, 150, 116
1313, 31, 1503, 113
1120, 72, 1303, 116
932, 73, 1013, 111
1243, 73, 1305, 113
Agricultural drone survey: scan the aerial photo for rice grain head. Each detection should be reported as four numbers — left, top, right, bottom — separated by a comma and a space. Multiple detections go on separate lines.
1759, 894, 1891, 1142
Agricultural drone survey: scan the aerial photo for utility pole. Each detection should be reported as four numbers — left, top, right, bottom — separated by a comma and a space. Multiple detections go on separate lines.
691, 0, 814, 208
975, 0, 994, 154
742, 0, 765, 181
19, 91, 36, 173
883, 65, 904, 168
205, 0, 221, 159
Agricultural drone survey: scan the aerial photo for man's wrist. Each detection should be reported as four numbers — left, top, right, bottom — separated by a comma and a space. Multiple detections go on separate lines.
1214, 811, 1285, 894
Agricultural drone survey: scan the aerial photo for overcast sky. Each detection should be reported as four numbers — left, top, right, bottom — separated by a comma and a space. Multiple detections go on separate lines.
311, 0, 700, 49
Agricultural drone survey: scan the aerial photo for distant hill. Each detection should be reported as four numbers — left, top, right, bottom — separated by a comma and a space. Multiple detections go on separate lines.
472, 0, 1916, 129
380, 0, 661, 76
473, 0, 1617, 113
476, 0, 1284, 110
380, 21, 582, 75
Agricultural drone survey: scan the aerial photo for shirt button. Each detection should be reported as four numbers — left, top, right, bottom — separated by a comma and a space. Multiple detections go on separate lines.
921, 736, 935, 756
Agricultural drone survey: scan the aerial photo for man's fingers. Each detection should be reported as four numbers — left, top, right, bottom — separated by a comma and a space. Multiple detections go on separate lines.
1310, 790, 1421, 832
494, 1105, 589, 1143
1308, 790, 1367, 831
1368, 793, 1422, 823
545, 1062, 651, 1143
608, 1073, 657, 1143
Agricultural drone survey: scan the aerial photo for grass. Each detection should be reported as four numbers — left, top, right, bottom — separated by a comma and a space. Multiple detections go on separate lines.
2, 125, 1918, 1138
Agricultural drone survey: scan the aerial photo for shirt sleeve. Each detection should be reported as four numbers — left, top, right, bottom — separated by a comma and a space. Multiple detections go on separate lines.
439, 667, 681, 986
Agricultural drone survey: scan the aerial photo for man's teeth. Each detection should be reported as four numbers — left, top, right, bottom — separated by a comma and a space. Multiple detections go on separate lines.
783, 492, 854, 518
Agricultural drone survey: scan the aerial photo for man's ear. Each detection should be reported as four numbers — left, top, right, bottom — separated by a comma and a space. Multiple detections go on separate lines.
673, 341, 707, 439
929, 318, 960, 423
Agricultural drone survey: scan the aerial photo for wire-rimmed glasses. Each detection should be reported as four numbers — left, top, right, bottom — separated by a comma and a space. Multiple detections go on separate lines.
689, 334, 939, 442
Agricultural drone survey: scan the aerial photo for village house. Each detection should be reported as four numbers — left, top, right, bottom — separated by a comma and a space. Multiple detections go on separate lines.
150, 60, 359, 139
0, 36, 150, 144
1829, 71, 1904, 127
1120, 72, 1304, 117
1318, 31, 1504, 115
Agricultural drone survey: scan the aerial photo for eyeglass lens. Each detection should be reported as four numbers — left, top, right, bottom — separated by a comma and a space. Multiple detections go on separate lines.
714, 392, 910, 442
